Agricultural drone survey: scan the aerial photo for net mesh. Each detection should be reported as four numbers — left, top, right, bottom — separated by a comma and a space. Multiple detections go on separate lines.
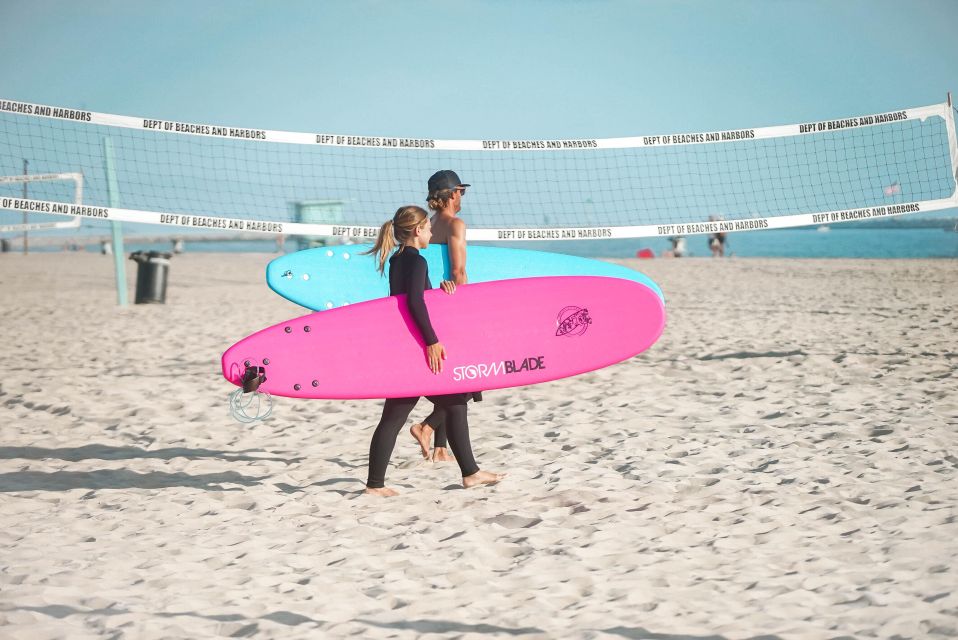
1, 99, 955, 238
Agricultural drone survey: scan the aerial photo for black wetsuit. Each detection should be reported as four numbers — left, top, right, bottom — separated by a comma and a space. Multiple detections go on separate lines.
419, 391, 482, 449
365, 246, 480, 488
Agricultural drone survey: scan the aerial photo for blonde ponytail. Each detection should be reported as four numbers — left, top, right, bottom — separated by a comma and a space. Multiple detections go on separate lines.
366, 220, 397, 274
363, 205, 429, 275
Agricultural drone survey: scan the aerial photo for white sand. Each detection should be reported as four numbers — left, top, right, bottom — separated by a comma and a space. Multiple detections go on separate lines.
0, 252, 955, 639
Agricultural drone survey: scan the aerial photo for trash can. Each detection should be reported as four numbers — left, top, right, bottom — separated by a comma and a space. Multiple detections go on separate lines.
129, 250, 173, 304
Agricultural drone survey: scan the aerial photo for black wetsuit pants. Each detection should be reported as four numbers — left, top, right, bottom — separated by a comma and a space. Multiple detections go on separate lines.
420, 392, 483, 449
366, 394, 479, 488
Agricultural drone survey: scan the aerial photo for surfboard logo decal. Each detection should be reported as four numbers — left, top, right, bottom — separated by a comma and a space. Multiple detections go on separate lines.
453, 356, 546, 382
555, 306, 591, 337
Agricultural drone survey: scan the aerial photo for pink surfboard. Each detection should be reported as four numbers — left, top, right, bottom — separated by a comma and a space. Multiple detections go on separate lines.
222, 276, 665, 399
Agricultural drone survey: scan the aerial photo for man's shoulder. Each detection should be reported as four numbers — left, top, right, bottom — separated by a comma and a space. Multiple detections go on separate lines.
446, 216, 467, 232
431, 215, 466, 244
433, 213, 466, 227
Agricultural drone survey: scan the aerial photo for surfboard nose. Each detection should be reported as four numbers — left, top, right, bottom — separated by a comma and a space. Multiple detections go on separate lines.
222, 348, 271, 391
240, 365, 267, 392
266, 258, 296, 286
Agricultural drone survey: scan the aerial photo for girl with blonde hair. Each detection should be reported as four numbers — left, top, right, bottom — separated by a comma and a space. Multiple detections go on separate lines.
362, 205, 503, 496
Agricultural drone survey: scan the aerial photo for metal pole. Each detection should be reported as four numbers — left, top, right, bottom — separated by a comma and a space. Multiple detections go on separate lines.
21, 160, 28, 255
103, 138, 128, 306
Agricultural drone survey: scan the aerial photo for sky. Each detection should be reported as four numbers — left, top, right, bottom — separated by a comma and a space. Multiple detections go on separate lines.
2, 0, 957, 139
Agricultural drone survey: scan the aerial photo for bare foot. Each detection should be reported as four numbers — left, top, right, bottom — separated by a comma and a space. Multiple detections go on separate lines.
364, 486, 399, 497
409, 423, 434, 459
462, 470, 506, 488
432, 447, 455, 463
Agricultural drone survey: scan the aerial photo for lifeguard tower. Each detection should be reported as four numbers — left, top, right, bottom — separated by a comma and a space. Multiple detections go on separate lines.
293, 199, 345, 251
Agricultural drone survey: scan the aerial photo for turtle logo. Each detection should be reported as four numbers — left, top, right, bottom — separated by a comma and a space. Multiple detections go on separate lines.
555, 306, 591, 337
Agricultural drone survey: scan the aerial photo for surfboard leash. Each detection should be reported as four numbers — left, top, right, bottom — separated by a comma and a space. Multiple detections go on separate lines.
228, 364, 274, 423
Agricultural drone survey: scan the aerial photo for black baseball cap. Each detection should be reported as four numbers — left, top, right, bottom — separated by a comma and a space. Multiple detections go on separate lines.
428, 170, 470, 192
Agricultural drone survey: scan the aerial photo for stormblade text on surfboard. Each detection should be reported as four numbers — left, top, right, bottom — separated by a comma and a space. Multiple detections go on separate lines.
453, 356, 546, 382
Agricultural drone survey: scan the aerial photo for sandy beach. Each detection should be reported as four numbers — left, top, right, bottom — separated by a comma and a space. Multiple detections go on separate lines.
0, 251, 955, 639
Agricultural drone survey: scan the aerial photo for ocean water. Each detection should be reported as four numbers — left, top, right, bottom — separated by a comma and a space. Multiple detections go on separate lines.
482, 227, 958, 259
7, 227, 957, 259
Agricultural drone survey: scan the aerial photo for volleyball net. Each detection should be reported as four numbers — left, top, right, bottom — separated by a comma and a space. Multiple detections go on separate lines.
1, 97, 956, 241
0, 172, 83, 233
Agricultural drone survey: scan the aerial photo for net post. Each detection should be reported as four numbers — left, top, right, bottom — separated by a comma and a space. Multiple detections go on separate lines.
103, 137, 128, 306
21, 160, 28, 254
949, 93, 958, 192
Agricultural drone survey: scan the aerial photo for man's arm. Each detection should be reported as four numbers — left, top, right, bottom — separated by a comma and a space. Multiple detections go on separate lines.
447, 217, 468, 284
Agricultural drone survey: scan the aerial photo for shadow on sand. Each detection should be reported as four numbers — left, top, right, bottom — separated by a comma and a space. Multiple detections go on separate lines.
0, 443, 302, 464
0, 469, 265, 492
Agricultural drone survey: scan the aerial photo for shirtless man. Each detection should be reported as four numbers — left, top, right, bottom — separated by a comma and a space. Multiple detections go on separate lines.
427, 170, 469, 283
410, 170, 475, 462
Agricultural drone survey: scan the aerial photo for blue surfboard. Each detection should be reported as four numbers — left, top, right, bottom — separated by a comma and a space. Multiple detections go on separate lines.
267, 244, 663, 311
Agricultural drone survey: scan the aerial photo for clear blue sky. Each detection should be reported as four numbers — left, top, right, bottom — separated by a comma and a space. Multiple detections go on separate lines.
2, 0, 957, 138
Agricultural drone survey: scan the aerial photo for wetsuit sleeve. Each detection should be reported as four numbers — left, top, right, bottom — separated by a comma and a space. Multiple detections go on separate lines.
406, 256, 439, 346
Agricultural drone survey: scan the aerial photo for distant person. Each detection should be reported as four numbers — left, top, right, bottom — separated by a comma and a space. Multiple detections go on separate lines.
408, 170, 482, 462
362, 204, 503, 496
708, 216, 727, 257
663, 235, 687, 258
1, 238, 10, 253
709, 232, 726, 257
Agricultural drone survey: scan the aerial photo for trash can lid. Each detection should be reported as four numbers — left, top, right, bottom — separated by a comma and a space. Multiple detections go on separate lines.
130, 250, 173, 261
